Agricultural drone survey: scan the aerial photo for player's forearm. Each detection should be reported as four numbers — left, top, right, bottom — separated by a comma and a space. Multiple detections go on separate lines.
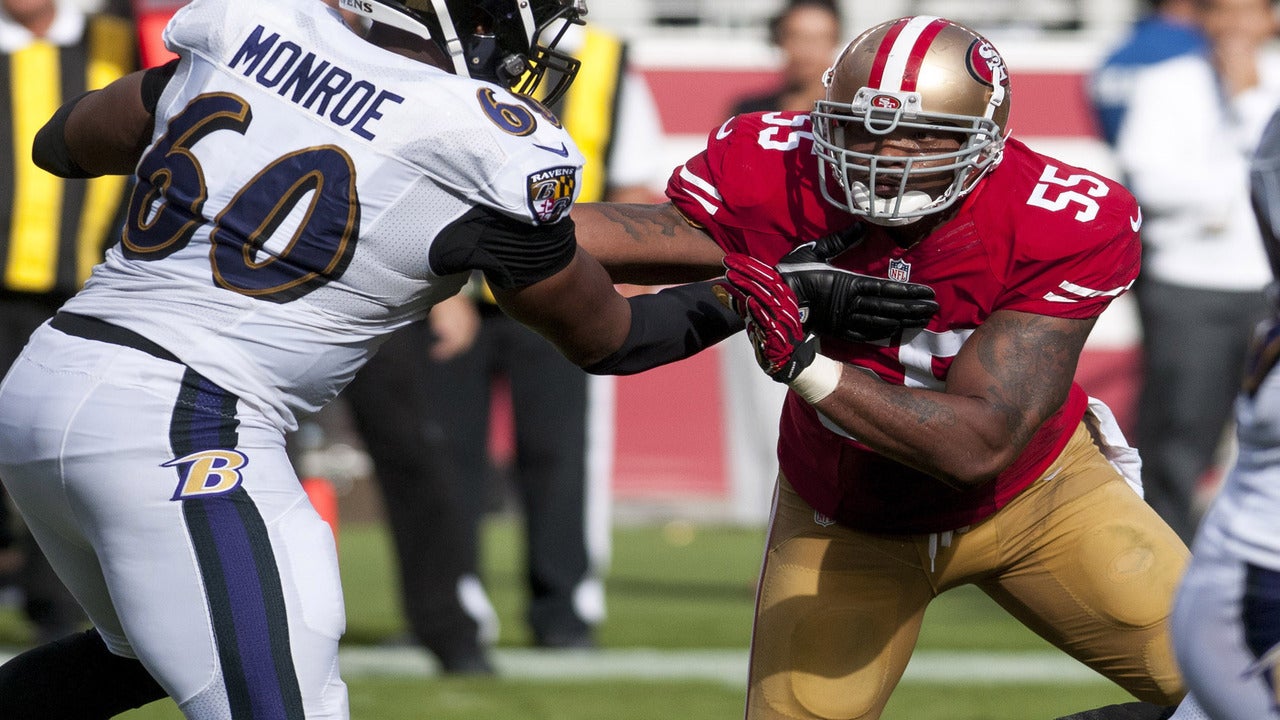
809, 368, 1029, 490
583, 281, 743, 375
571, 202, 726, 285
820, 310, 1091, 489
495, 250, 741, 373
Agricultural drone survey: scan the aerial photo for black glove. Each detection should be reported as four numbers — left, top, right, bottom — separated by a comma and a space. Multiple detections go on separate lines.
777, 227, 939, 343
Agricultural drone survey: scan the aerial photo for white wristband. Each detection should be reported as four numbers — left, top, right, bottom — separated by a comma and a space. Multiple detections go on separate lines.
788, 353, 843, 404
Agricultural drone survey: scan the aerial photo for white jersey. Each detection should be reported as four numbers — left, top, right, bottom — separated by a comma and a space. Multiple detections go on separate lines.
62, 0, 584, 430
1172, 317, 1280, 719
1197, 314, 1280, 572
1169, 108, 1280, 720
1200, 108, 1280, 571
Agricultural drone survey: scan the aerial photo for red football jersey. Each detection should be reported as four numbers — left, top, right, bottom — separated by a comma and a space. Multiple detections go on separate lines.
668, 111, 1141, 533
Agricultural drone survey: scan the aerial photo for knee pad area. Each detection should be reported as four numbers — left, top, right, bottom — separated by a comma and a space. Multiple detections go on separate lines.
1067, 520, 1186, 629
753, 539, 906, 719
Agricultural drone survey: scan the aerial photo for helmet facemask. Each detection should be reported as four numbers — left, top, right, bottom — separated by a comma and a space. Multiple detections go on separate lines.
811, 16, 1010, 227
509, 8, 584, 106
812, 88, 1005, 226
443, 0, 586, 105
341, 0, 587, 106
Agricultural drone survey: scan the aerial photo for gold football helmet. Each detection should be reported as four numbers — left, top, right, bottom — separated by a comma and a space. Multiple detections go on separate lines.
811, 16, 1011, 226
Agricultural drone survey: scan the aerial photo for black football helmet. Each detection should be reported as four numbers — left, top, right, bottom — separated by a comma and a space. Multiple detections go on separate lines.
339, 0, 587, 105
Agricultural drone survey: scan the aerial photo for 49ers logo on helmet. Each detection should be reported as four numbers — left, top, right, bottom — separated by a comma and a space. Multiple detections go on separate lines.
965, 39, 1008, 89
871, 95, 902, 110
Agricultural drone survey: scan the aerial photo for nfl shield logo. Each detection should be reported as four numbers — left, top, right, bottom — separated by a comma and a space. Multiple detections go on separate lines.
888, 258, 911, 282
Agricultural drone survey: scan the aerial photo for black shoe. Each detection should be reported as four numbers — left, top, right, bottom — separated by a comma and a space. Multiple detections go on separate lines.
1053, 702, 1176, 720
34, 622, 85, 646
534, 627, 596, 650
434, 645, 496, 676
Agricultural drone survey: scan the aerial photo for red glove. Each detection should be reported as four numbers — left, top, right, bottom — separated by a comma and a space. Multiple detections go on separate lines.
714, 253, 817, 383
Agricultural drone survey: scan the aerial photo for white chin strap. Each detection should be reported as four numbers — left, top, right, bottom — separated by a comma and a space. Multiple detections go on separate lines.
850, 183, 935, 227
515, 0, 537, 46
428, 0, 470, 77
337, 0, 470, 78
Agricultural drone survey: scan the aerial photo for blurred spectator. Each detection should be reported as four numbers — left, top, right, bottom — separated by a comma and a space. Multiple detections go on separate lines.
336, 298, 495, 674
731, 0, 842, 116
418, 20, 663, 653
1116, 0, 1280, 543
0, 0, 136, 641
1088, 0, 1206, 147
363, 20, 663, 664
270, 0, 497, 676
722, 0, 843, 523
126, 0, 187, 67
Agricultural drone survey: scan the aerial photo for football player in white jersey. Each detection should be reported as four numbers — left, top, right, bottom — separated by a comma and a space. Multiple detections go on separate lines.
0, 0, 939, 717
1169, 110, 1280, 720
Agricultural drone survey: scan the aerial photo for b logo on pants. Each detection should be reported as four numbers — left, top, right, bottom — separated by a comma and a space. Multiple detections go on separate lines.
164, 449, 249, 500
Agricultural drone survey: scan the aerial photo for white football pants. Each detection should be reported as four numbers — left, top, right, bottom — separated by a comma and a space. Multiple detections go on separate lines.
0, 321, 348, 719
1172, 523, 1280, 720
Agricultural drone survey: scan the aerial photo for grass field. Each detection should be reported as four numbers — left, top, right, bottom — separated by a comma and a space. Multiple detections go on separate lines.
2, 518, 1137, 719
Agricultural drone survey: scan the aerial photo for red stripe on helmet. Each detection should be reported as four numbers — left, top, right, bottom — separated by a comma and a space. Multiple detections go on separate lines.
867, 18, 909, 89
900, 18, 949, 91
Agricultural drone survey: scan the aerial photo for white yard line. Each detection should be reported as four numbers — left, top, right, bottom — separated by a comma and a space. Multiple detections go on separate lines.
0, 645, 1110, 686
337, 647, 1107, 686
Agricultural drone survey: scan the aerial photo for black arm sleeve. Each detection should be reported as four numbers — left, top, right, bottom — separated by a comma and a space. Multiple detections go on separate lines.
141, 59, 179, 114
32, 91, 94, 178
582, 281, 744, 376
429, 207, 577, 288
32, 60, 179, 180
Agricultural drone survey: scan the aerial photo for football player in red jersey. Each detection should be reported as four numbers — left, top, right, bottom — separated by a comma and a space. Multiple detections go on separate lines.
0, 0, 940, 716
576, 14, 1205, 720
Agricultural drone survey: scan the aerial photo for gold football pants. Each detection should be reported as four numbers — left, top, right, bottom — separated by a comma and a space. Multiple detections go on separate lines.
747, 422, 1189, 720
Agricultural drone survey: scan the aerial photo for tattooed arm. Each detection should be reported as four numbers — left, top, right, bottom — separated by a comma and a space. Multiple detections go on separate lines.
571, 202, 726, 285
811, 310, 1095, 490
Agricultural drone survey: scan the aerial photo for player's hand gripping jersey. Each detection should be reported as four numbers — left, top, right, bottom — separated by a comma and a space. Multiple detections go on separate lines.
61, 0, 585, 431
669, 111, 1142, 533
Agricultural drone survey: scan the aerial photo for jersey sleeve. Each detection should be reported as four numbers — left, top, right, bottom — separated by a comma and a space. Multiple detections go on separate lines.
1250, 109, 1280, 280
476, 106, 584, 226
408, 86, 585, 227
664, 113, 807, 263
997, 183, 1142, 319
428, 207, 576, 290
666, 116, 750, 252
164, 0, 231, 62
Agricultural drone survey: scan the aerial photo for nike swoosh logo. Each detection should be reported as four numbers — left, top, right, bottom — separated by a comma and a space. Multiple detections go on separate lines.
1129, 207, 1143, 232
533, 141, 569, 157
715, 119, 734, 140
